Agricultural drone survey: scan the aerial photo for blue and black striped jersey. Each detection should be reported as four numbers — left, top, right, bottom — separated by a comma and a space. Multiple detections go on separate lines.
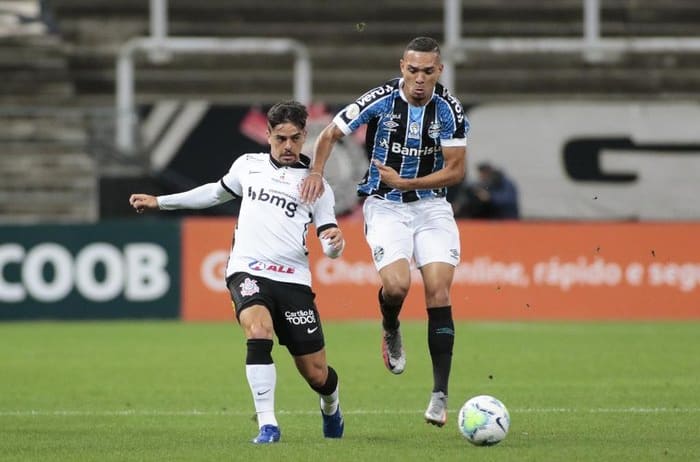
333, 78, 469, 202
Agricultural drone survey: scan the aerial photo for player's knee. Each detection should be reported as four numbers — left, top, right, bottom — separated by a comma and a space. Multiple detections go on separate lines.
425, 287, 451, 307
382, 282, 410, 304
245, 323, 274, 340
302, 364, 327, 388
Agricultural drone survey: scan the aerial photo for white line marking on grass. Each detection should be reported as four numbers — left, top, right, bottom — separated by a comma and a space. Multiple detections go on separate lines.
1, 408, 698, 417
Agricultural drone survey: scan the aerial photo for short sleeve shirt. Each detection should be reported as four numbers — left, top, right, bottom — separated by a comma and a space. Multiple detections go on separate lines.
333, 78, 469, 202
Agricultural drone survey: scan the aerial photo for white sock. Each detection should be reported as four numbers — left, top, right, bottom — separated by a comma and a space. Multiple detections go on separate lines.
246, 364, 277, 428
319, 385, 339, 416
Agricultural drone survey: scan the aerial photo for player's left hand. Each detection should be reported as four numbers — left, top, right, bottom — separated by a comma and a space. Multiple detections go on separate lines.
300, 172, 325, 203
372, 160, 404, 190
320, 226, 345, 258
320, 227, 343, 249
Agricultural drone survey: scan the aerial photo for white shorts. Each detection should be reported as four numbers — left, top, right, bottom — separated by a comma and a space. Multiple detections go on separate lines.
362, 196, 461, 271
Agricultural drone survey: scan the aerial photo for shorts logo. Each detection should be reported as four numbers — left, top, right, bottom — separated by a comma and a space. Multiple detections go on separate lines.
285, 309, 317, 325
239, 277, 260, 297
306, 326, 319, 334
373, 246, 385, 262
450, 248, 460, 260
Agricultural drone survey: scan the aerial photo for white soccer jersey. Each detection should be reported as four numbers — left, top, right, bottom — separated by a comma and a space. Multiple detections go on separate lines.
220, 153, 338, 286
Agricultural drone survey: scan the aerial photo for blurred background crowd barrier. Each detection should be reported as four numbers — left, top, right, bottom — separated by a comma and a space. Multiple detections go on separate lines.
1, 0, 699, 319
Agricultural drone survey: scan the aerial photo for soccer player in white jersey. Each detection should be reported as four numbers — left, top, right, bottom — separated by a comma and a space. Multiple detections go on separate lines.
300, 37, 469, 428
129, 101, 345, 444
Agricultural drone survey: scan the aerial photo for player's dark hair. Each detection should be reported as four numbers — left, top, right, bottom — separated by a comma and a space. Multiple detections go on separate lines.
267, 101, 308, 130
405, 36, 441, 56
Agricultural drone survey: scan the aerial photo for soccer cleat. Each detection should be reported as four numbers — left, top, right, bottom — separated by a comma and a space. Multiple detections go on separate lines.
252, 424, 281, 444
321, 406, 344, 438
382, 328, 406, 374
424, 391, 448, 427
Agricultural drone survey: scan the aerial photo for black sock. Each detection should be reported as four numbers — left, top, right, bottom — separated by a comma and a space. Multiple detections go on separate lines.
427, 306, 454, 395
246, 339, 273, 365
379, 287, 402, 331
310, 365, 339, 396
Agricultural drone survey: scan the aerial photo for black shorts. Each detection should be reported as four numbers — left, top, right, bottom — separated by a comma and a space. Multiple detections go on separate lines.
226, 272, 324, 356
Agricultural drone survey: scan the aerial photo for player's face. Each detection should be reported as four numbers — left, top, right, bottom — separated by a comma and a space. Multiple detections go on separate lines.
400, 50, 443, 106
267, 122, 306, 165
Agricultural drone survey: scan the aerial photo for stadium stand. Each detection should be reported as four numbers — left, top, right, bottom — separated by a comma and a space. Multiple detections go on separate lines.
48, 0, 700, 104
0, 2, 96, 223
1, 0, 699, 222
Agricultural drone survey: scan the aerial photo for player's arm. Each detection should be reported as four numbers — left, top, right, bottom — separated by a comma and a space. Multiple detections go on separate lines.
129, 181, 234, 213
313, 182, 345, 258
373, 145, 467, 191
300, 123, 345, 203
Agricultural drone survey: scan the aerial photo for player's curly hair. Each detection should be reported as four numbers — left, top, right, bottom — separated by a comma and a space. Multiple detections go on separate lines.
267, 101, 308, 130
405, 36, 441, 55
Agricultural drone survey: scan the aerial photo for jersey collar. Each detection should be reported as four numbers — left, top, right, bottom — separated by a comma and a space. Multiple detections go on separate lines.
268, 153, 311, 170
398, 78, 435, 107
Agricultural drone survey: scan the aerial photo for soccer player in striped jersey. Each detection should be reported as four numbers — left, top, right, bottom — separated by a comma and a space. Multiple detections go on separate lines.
129, 101, 345, 444
301, 37, 469, 428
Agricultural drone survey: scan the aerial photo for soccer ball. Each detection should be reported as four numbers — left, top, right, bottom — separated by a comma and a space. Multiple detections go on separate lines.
457, 395, 510, 446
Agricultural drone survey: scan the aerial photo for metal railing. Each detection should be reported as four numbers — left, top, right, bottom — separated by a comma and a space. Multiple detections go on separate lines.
442, 0, 700, 93
115, 0, 312, 153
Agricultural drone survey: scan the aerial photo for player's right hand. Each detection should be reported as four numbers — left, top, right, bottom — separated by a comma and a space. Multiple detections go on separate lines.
128, 194, 158, 213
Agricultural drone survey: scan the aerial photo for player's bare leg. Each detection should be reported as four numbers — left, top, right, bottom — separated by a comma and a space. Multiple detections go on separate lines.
294, 350, 344, 438
239, 305, 281, 443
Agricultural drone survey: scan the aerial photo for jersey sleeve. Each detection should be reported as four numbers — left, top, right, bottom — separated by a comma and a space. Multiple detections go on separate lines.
157, 182, 233, 210
219, 156, 246, 197
332, 82, 395, 135
313, 179, 339, 232
437, 86, 470, 148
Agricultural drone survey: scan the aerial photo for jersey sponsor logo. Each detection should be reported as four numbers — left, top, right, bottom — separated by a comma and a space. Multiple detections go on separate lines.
390, 142, 438, 157
284, 309, 317, 325
239, 277, 260, 297
383, 120, 400, 130
355, 84, 394, 108
248, 260, 296, 274
441, 87, 465, 123
382, 113, 401, 130
247, 186, 298, 217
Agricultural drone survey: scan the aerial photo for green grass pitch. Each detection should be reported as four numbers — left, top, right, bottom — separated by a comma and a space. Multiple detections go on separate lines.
1, 320, 698, 461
